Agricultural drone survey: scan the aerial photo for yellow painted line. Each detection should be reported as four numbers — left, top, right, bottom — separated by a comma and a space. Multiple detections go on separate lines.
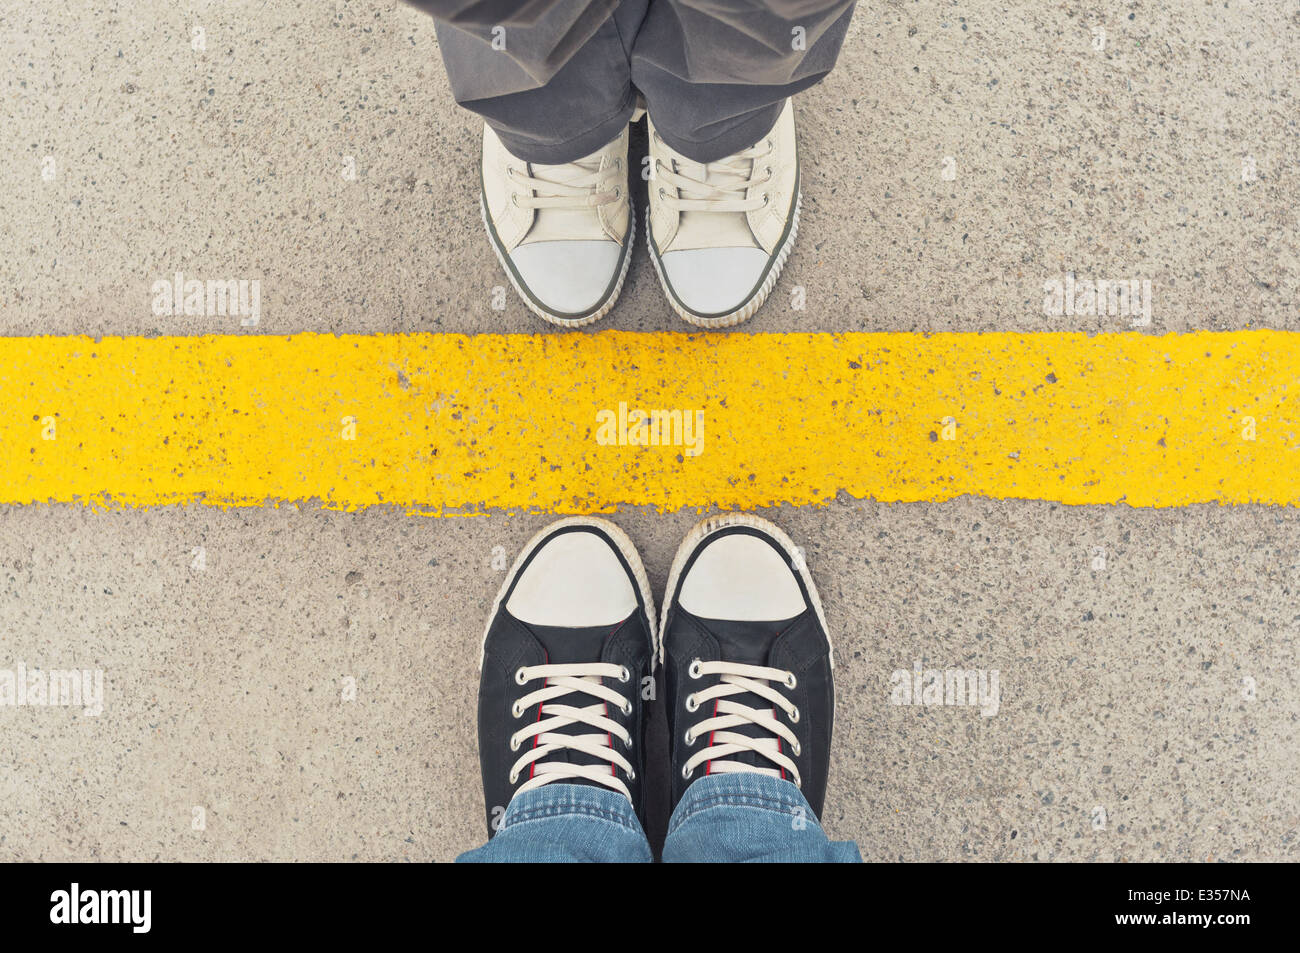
0, 331, 1296, 512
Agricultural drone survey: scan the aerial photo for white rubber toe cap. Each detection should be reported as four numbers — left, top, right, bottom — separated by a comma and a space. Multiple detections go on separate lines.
509, 240, 622, 316
660, 247, 770, 316
678, 533, 806, 621
507, 530, 637, 627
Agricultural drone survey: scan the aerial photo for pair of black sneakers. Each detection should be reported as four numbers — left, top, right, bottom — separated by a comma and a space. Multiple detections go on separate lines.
476, 514, 834, 836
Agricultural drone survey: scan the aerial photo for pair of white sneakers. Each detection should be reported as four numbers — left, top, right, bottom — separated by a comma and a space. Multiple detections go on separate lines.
479, 101, 800, 329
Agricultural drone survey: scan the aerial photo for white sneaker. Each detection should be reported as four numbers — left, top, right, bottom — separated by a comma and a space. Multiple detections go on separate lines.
480, 125, 633, 327
646, 100, 800, 328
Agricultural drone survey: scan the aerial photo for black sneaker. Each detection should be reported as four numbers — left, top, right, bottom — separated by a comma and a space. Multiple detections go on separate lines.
659, 515, 834, 816
477, 518, 656, 838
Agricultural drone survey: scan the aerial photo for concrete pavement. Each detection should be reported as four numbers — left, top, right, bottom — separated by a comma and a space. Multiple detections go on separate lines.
1, 0, 1297, 860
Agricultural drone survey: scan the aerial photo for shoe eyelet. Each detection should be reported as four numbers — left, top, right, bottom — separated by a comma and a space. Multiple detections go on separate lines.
510, 193, 520, 207
511, 701, 524, 718
765, 166, 773, 177
682, 765, 693, 780
613, 187, 621, 198
509, 735, 521, 752
622, 701, 633, 716
688, 659, 702, 679
618, 666, 630, 683
762, 194, 770, 206
789, 706, 800, 724
506, 165, 514, 175
515, 667, 528, 685
624, 734, 634, 748
658, 187, 665, 198
685, 694, 699, 713
684, 730, 695, 746
792, 741, 802, 756
508, 769, 519, 784
785, 672, 797, 690
628, 768, 636, 781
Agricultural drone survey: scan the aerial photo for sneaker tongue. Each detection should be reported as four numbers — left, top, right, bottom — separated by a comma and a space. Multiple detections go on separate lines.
671, 156, 760, 252
530, 157, 598, 188
520, 157, 604, 246
687, 611, 805, 774
519, 617, 633, 782
676, 156, 750, 198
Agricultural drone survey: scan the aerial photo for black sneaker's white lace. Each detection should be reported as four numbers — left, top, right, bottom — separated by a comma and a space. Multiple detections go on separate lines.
681, 659, 801, 786
509, 662, 635, 798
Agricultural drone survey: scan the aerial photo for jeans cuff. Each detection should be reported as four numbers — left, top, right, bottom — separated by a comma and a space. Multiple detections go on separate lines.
667, 772, 821, 837
500, 782, 644, 836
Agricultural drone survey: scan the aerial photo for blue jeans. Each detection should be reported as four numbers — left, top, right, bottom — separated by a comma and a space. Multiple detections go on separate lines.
457, 773, 862, 863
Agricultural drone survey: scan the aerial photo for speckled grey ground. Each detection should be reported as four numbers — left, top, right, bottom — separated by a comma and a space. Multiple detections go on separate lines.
1, 1, 1298, 861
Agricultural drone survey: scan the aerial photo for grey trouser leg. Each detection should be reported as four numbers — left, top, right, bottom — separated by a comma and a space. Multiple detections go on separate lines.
411, 0, 649, 164
410, 0, 855, 164
630, 0, 856, 162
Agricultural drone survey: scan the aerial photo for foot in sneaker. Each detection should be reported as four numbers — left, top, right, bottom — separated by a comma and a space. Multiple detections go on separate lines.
646, 100, 800, 328
659, 514, 834, 817
476, 518, 656, 837
480, 125, 634, 327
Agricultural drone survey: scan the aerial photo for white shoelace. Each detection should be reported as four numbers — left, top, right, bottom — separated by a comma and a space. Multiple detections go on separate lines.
509, 662, 636, 799
654, 136, 774, 214
681, 659, 801, 786
508, 157, 621, 212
